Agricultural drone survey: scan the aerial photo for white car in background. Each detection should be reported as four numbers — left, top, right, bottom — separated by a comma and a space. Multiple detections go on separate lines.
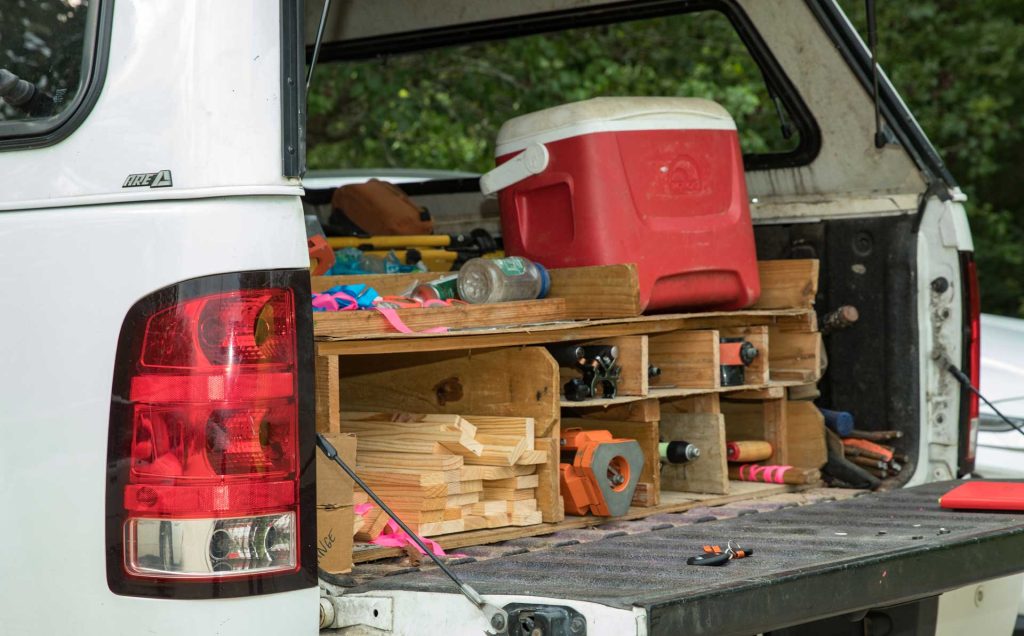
975, 313, 1024, 629
975, 313, 1024, 479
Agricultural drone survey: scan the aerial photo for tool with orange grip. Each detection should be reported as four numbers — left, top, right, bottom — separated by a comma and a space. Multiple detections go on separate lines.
305, 215, 337, 276
687, 541, 755, 566
720, 337, 758, 386
559, 428, 644, 517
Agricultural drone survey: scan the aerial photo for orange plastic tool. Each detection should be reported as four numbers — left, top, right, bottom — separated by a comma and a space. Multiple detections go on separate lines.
559, 428, 645, 517
307, 234, 335, 276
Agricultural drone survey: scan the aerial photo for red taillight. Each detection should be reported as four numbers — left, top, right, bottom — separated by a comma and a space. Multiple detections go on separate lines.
107, 271, 316, 598
961, 254, 981, 470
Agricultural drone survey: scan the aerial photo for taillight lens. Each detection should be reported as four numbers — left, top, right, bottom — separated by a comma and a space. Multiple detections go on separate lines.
959, 254, 981, 474
125, 513, 296, 578
107, 271, 316, 598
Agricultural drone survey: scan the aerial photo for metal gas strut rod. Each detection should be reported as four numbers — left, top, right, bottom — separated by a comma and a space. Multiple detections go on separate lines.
316, 433, 510, 635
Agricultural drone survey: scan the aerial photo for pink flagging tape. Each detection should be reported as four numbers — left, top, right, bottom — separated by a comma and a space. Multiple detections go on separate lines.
354, 503, 466, 559
737, 463, 792, 484
372, 517, 448, 556
375, 306, 449, 334
312, 291, 358, 311
765, 465, 792, 484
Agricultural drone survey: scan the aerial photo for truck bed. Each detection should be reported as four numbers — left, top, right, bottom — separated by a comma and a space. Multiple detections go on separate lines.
346, 481, 1024, 634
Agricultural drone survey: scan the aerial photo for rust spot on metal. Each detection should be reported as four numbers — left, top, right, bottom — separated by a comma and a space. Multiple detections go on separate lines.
434, 377, 463, 406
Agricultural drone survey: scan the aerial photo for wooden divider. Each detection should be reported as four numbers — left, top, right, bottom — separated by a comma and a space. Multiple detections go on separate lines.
659, 412, 729, 495
785, 401, 828, 469
315, 354, 341, 433
556, 335, 649, 398
769, 328, 822, 383
721, 397, 788, 465
752, 259, 819, 309
648, 329, 720, 390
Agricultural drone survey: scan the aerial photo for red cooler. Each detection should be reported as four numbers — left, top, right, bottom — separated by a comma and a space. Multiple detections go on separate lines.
482, 97, 760, 312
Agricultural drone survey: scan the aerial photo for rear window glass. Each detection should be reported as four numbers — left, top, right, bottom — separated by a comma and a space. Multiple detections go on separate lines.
308, 10, 801, 173
0, 0, 97, 130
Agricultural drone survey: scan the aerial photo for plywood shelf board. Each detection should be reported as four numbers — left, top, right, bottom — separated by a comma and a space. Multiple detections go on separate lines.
314, 297, 571, 339
352, 481, 799, 562
558, 380, 807, 408
316, 308, 816, 356
568, 398, 661, 422
785, 400, 828, 469
313, 263, 642, 319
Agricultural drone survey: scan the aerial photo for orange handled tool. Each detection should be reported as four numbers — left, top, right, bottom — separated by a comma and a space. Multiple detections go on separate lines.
307, 234, 335, 276
726, 440, 773, 463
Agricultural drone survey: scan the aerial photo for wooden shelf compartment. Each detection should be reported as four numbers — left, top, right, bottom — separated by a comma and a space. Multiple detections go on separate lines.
721, 395, 828, 470
554, 335, 649, 399
322, 346, 566, 525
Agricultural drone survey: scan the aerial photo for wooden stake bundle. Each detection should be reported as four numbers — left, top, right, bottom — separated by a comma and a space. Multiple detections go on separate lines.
339, 411, 544, 537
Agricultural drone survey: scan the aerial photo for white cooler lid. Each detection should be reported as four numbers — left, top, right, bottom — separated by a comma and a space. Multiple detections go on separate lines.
495, 97, 736, 156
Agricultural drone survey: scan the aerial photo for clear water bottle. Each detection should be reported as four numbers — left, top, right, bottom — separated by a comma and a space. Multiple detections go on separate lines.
457, 256, 550, 304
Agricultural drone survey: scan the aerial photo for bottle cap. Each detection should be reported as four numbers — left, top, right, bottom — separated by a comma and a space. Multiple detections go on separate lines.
536, 262, 551, 299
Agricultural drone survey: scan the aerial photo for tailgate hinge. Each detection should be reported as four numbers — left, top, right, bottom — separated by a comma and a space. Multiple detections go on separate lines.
320, 595, 393, 631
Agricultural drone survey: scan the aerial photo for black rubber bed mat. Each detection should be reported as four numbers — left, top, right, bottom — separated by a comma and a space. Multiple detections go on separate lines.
348, 481, 1024, 635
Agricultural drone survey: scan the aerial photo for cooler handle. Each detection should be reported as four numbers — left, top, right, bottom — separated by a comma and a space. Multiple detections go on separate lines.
479, 143, 549, 197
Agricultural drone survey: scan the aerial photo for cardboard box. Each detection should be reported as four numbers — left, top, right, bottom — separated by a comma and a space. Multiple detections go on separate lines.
316, 505, 354, 574
317, 432, 357, 508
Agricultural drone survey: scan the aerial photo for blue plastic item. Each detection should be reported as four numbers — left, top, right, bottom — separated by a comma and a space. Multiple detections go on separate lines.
311, 284, 380, 311
819, 408, 854, 437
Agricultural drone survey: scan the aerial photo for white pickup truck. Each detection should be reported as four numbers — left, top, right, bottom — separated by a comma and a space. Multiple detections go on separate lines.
2, 1, 1021, 635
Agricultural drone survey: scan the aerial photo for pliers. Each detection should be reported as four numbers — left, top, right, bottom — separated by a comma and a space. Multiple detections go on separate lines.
686, 541, 754, 566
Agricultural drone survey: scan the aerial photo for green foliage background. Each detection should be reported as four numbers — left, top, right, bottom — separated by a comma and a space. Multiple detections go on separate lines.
306, 11, 796, 173
0, 0, 91, 122
308, 4, 1024, 317
838, 0, 1024, 318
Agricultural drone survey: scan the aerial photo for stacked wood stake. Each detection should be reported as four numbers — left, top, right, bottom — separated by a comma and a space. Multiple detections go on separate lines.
841, 431, 906, 480
341, 412, 545, 539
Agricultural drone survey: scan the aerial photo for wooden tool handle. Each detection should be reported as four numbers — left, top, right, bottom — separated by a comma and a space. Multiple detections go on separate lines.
726, 440, 773, 463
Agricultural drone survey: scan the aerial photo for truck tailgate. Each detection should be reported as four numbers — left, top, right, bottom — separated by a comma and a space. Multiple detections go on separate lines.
348, 481, 1024, 635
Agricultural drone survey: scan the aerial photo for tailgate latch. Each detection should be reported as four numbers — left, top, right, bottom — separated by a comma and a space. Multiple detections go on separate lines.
502, 603, 587, 636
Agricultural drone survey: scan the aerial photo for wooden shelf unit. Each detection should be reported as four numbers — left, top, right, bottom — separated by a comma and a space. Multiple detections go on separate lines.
313, 259, 827, 559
